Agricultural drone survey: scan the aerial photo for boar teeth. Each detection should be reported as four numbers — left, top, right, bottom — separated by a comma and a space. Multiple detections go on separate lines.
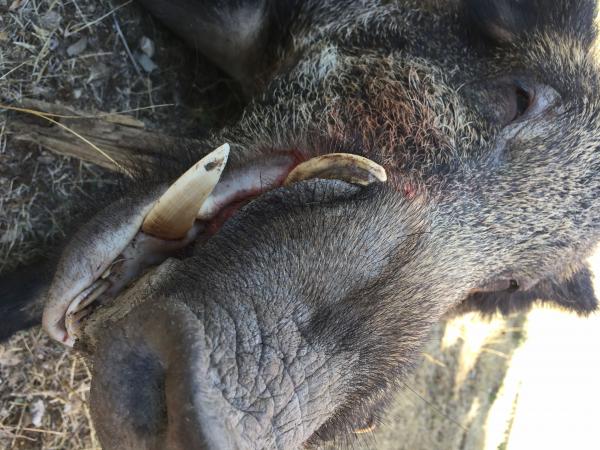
65, 279, 111, 342
284, 153, 387, 187
142, 144, 230, 240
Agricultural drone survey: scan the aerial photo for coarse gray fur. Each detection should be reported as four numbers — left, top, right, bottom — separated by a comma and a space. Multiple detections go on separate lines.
3, 0, 600, 448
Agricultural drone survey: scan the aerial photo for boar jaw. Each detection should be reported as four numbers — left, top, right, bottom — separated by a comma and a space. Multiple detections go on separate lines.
43, 149, 387, 346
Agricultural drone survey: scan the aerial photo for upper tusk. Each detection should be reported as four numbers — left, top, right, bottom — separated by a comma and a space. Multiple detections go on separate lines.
142, 144, 230, 240
284, 153, 387, 187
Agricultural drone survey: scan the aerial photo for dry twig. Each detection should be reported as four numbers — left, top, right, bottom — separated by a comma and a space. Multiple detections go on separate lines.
3, 99, 195, 172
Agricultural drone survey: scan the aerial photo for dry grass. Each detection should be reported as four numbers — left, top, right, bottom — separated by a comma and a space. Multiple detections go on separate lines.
0, 331, 99, 449
0, 1, 234, 449
0, 2, 148, 446
0, 0, 144, 270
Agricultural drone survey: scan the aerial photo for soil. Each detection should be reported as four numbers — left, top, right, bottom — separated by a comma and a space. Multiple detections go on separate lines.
0, 1, 239, 448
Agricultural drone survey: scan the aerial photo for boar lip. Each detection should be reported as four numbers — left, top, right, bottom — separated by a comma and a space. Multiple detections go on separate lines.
47, 151, 387, 346
65, 279, 111, 343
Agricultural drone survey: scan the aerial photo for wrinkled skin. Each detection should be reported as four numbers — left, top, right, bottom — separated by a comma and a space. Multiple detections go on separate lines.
3, 0, 600, 448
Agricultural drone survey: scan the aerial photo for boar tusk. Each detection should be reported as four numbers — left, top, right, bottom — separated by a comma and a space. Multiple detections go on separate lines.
142, 144, 230, 240
284, 153, 387, 186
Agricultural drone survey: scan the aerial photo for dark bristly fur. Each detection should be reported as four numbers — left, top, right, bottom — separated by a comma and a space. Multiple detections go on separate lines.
466, 0, 597, 45
3, 0, 600, 448
0, 261, 53, 341
457, 266, 599, 316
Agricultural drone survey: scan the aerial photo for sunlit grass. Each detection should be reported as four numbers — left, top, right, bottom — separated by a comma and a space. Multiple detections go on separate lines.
484, 247, 600, 450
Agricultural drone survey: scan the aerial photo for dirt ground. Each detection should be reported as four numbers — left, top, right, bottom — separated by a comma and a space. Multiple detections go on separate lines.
1, 1, 599, 450
0, 1, 237, 448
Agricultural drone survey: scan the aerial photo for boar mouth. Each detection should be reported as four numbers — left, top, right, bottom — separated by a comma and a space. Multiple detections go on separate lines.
42, 145, 387, 346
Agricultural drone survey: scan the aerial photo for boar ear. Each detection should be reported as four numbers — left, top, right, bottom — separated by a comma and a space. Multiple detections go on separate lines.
465, 0, 597, 46
138, 0, 298, 91
465, 0, 538, 44
456, 264, 598, 317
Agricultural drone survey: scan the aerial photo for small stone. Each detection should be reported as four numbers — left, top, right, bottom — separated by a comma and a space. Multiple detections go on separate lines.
0, 31, 8, 42
31, 85, 51, 97
139, 36, 155, 58
40, 10, 62, 30
135, 52, 158, 73
30, 399, 45, 427
0, 347, 22, 366
37, 155, 55, 164
67, 37, 88, 57
48, 36, 59, 51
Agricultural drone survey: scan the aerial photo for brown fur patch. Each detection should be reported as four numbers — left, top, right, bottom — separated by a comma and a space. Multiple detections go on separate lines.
322, 57, 474, 191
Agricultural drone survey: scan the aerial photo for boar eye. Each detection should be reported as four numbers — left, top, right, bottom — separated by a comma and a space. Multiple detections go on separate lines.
506, 82, 535, 124
513, 85, 532, 121
505, 81, 559, 126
